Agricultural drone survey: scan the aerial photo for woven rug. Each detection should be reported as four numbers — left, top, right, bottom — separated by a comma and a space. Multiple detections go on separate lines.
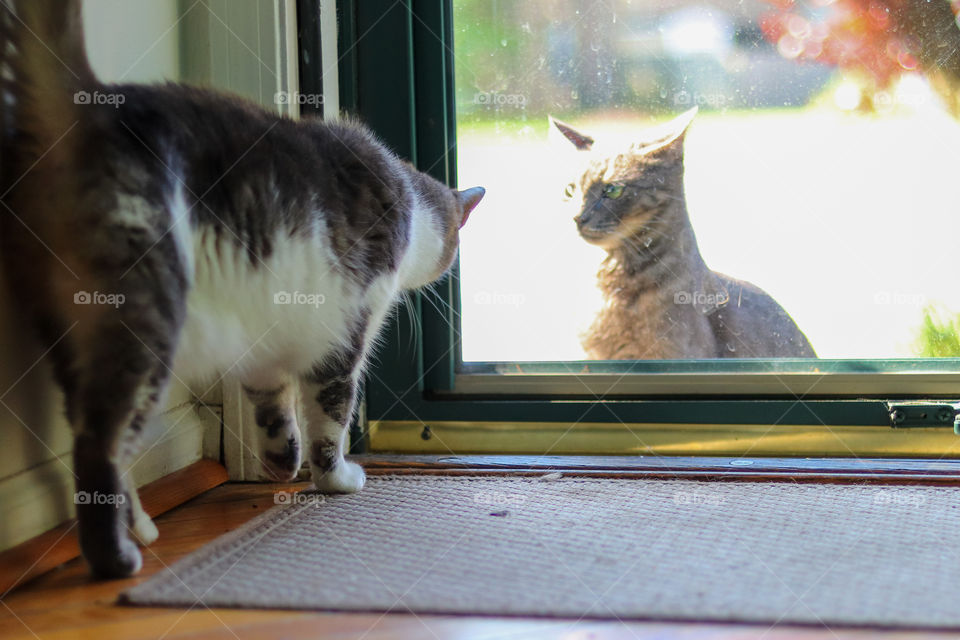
122, 475, 960, 628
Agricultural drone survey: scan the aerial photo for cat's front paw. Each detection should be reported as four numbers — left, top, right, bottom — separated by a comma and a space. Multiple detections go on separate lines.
132, 512, 159, 546
312, 460, 366, 494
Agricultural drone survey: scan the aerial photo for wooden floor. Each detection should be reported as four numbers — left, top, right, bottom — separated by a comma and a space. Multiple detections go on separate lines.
0, 481, 957, 640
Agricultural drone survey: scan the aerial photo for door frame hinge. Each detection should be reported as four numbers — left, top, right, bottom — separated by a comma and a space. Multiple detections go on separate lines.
887, 402, 960, 430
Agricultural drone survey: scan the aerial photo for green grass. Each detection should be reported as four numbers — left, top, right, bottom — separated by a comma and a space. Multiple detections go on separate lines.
915, 306, 960, 357
454, 106, 814, 139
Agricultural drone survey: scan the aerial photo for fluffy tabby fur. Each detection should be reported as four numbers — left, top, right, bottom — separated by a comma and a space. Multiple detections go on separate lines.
0, 0, 483, 578
554, 108, 814, 359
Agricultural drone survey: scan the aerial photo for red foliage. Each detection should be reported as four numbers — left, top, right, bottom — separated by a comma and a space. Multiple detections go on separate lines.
761, 0, 960, 88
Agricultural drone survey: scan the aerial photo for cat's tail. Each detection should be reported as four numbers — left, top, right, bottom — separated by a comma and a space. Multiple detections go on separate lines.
1, 0, 96, 186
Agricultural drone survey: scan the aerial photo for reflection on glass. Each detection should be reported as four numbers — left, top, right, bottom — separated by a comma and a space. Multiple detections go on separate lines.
453, 0, 960, 362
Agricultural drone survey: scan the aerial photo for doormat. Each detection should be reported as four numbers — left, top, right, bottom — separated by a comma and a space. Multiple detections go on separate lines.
122, 475, 960, 629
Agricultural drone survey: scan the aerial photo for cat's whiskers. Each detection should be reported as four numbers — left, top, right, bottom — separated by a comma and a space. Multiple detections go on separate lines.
420, 281, 464, 334
657, 193, 685, 203
617, 231, 671, 262
399, 290, 421, 350
610, 221, 671, 248
618, 235, 653, 257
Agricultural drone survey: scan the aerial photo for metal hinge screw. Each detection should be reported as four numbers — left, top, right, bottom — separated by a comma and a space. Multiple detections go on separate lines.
888, 402, 959, 429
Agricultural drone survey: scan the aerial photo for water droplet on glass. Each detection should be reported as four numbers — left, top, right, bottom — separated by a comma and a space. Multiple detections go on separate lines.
590, 41, 601, 52
570, 90, 579, 100
643, 237, 653, 247
500, 39, 508, 47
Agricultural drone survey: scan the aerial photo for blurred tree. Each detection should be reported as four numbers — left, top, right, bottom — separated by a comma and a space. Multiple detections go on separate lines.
453, 0, 624, 119
760, 0, 960, 113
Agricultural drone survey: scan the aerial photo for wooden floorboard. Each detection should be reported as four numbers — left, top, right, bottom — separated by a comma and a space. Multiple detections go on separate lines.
0, 460, 229, 596
1, 472, 959, 639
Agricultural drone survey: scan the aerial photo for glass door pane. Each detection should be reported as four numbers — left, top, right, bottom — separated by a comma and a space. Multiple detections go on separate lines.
453, 0, 960, 364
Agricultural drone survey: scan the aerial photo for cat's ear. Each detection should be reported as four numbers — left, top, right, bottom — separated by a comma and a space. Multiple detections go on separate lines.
661, 106, 698, 143
455, 186, 485, 228
633, 106, 698, 157
550, 116, 594, 151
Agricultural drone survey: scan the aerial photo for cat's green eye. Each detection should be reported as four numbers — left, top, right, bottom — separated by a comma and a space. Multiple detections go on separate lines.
563, 182, 576, 199
603, 183, 625, 199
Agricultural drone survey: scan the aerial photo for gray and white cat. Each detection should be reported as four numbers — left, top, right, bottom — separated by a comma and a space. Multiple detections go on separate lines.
0, 0, 483, 578
553, 108, 815, 359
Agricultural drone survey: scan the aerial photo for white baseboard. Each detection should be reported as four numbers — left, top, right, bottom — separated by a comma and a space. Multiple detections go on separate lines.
0, 401, 211, 552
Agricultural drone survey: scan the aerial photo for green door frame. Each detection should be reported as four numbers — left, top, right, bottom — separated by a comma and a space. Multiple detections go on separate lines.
333, 0, 960, 446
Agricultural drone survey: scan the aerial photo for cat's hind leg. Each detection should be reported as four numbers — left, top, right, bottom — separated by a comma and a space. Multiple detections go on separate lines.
67, 220, 187, 577
71, 322, 179, 578
242, 375, 302, 481
300, 369, 365, 494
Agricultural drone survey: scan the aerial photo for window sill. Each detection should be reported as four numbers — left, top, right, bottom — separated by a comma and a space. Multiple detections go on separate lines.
359, 454, 960, 483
